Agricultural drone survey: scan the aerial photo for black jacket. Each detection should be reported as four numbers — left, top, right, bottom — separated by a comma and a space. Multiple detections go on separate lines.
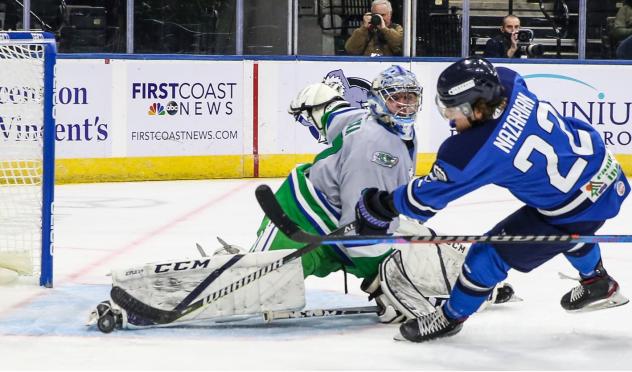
483, 33, 523, 58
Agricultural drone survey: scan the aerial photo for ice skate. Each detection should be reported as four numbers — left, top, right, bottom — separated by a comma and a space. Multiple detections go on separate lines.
86, 300, 127, 333
394, 306, 464, 343
561, 273, 629, 312
493, 283, 523, 304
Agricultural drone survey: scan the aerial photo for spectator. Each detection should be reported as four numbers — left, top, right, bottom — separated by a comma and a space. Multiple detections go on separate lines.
483, 15, 523, 58
344, 0, 403, 56
613, 0, 632, 59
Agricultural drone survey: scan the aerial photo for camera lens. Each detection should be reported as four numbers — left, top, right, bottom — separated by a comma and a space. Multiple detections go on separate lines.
526, 44, 545, 57
370, 14, 381, 26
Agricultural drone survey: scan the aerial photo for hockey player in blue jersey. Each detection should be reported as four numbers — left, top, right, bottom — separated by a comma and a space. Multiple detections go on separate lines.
354, 57, 630, 342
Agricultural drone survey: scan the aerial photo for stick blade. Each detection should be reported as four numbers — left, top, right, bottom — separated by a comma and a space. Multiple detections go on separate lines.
110, 286, 177, 324
255, 184, 321, 244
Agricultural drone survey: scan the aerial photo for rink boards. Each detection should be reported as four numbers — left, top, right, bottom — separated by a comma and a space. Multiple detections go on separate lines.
52, 56, 632, 182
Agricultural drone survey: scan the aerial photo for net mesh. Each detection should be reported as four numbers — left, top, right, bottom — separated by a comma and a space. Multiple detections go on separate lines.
0, 43, 45, 275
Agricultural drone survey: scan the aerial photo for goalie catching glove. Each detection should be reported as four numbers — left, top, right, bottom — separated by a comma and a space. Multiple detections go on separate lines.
288, 82, 349, 143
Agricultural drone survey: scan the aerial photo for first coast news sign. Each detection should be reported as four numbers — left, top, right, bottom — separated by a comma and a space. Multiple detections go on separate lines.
53, 58, 632, 180
55, 59, 243, 161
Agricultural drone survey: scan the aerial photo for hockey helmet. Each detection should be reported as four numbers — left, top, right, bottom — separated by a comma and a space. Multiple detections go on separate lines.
435, 57, 503, 120
367, 65, 422, 140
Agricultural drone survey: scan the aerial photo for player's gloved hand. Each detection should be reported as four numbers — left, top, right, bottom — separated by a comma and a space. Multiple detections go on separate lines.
355, 188, 398, 235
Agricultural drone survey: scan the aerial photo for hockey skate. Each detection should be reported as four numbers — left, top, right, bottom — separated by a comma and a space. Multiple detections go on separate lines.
494, 283, 515, 304
477, 282, 523, 313
561, 270, 629, 312
86, 300, 127, 333
492, 283, 523, 304
394, 306, 465, 343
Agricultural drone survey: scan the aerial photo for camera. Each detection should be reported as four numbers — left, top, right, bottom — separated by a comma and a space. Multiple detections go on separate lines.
370, 14, 382, 27
516, 29, 533, 43
516, 29, 544, 57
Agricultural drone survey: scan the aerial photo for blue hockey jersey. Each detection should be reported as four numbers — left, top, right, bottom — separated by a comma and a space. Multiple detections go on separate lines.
392, 67, 629, 225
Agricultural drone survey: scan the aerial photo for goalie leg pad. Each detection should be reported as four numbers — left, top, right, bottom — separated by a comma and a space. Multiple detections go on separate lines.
370, 219, 470, 321
394, 218, 469, 297
109, 250, 305, 325
378, 250, 440, 320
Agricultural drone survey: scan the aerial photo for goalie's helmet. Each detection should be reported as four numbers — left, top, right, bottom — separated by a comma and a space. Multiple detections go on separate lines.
435, 57, 503, 120
367, 65, 422, 140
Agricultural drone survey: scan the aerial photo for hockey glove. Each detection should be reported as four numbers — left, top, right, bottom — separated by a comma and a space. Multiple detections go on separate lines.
355, 188, 398, 235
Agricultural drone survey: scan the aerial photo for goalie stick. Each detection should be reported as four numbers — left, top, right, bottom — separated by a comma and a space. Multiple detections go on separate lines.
255, 184, 632, 245
263, 305, 379, 322
110, 211, 353, 327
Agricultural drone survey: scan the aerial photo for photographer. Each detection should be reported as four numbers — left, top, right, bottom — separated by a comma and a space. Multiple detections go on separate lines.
484, 15, 523, 58
484, 15, 544, 58
613, 0, 632, 59
344, 0, 403, 56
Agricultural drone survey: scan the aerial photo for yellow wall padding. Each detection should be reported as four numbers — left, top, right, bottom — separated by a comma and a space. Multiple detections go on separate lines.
56, 153, 632, 183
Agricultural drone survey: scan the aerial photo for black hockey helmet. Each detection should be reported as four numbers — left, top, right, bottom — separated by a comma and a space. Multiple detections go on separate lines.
435, 57, 504, 119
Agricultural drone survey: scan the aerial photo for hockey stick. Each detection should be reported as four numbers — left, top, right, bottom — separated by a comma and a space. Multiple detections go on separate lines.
110, 207, 352, 326
255, 184, 632, 245
262, 305, 379, 322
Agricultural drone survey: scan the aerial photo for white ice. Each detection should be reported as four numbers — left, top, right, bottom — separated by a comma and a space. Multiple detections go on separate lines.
1, 178, 631, 370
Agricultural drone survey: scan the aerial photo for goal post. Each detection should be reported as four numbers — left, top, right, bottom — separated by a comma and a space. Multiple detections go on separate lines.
0, 32, 56, 287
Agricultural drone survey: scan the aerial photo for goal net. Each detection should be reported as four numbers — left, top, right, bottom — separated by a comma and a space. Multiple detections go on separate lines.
0, 32, 56, 287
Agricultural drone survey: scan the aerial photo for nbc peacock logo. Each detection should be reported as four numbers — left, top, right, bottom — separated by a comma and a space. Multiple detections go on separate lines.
148, 103, 165, 116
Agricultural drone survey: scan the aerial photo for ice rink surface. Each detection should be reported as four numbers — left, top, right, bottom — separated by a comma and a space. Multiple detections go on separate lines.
1, 178, 631, 370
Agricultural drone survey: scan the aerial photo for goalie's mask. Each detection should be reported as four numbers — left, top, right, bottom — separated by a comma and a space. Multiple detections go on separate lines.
435, 57, 504, 123
288, 83, 346, 143
367, 65, 422, 141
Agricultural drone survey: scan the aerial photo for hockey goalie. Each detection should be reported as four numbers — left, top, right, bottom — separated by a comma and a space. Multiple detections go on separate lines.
87, 219, 513, 333
87, 65, 515, 333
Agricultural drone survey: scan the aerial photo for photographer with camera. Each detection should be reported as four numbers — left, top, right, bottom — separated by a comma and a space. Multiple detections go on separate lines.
483, 15, 544, 58
484, 15, 523, 58
344, 0, 403, 56
613, 0, 632, 59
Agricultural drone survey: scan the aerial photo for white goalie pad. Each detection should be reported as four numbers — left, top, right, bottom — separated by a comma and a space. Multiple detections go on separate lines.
110, 249, 305, 324
378, 218, 470, 319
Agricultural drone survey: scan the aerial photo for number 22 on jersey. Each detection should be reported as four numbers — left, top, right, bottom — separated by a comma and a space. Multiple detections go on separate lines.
513, 102, 594, 193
